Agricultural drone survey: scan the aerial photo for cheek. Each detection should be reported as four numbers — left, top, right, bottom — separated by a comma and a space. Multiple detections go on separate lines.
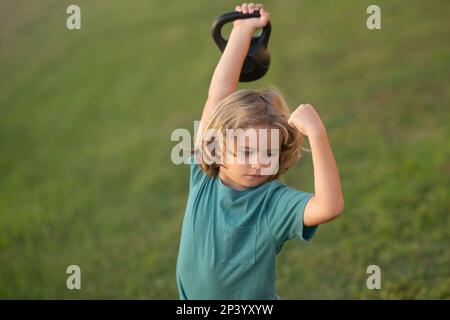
238, 164, 250, 174
228, 164, 248, 176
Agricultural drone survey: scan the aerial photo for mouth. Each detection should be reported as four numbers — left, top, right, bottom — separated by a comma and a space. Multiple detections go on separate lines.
246, 174, 264, 178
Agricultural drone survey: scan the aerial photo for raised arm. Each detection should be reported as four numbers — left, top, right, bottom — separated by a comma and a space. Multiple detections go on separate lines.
288, 104, 345, 227
199, 3, 270, 130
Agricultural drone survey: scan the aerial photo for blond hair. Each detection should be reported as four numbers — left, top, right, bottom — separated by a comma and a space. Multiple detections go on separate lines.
194, 86, 306, 180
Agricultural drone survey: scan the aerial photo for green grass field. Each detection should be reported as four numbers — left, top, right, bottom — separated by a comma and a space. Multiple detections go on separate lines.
0, 0, 449, 299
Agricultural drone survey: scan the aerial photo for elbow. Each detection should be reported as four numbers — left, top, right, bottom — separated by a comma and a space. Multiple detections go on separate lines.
333, 198, 345, 218
325, 198, 344, 220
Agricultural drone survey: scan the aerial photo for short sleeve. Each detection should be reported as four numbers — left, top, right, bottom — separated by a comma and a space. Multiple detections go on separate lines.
265, 182, 317, 246
187, 153, 206, 188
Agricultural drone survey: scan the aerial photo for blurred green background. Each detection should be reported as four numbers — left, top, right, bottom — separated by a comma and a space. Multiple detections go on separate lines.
0, 0, 449, 299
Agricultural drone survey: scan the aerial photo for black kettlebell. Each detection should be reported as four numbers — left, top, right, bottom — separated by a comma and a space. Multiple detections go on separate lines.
211, 10, 271, 82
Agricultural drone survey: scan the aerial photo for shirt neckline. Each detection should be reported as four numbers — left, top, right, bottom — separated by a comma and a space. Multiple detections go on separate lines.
216, 174, 272, 201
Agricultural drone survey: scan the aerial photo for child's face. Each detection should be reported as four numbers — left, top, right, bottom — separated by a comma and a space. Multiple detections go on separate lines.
219, 125, 280, 190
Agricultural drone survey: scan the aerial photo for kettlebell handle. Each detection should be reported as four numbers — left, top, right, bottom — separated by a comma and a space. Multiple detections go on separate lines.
211, 11, 271, 51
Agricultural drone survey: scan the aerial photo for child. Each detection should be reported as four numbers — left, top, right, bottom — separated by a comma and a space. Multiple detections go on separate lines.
176, 3, 344, 300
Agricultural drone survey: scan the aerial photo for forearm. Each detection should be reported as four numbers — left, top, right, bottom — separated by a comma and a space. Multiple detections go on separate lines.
308, 130, 344, 213
208, 26, 254, 99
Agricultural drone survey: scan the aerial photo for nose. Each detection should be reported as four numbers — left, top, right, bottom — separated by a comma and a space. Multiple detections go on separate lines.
250, 151, 274, 173
250, 152, 266, 170
250, 161, 261, 170
248, 151, 260, 169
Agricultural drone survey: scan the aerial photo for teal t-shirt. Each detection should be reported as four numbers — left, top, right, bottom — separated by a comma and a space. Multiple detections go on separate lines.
176, 155, 317, 300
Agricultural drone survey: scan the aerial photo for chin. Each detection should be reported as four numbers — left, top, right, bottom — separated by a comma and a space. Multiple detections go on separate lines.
243, 176, 269, 187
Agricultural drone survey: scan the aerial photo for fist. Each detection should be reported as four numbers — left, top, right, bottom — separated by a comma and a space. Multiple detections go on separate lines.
232, 3, 269, 30
288, 104, 326, 136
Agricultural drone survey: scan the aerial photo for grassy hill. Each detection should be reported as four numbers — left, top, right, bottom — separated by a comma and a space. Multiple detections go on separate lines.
0, 0, 449, 298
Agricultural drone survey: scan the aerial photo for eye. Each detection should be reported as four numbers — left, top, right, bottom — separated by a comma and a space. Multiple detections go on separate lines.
266, 151, 279, 158
240, 150, 253, 156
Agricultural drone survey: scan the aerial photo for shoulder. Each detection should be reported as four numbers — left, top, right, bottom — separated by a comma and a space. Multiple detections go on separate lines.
265, 180, 314, 210
266, 179, 306, 196
187, 152, 214, 189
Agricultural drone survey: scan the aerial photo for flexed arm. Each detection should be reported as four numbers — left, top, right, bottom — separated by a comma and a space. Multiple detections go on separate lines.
288, 104, 345, 226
